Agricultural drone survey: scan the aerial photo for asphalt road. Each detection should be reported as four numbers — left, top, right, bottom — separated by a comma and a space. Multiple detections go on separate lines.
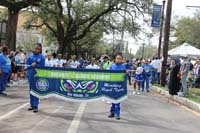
0, 81, 200, 133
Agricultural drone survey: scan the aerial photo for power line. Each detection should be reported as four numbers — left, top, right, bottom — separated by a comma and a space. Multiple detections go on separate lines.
186, 6, 200, 9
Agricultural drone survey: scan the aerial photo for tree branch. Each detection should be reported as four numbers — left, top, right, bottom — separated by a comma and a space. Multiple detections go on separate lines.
44, 22, 58, 38
74, 5, 114, 40
0, 0, 41, 12
28, 23, 45, 28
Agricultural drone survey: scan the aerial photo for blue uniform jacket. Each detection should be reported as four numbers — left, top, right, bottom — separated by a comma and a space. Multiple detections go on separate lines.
26, 53, 45, 77
0, 54, 11, 73
142, 64, 152, 77
110, 63, 126, 71
134, 74, 144, 82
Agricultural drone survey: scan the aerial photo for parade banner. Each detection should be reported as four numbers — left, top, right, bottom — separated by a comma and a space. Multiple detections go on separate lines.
30, 67, 127, 103
151, 4, 162, 28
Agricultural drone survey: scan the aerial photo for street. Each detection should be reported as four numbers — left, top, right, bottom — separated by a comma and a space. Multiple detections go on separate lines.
0, 82, 200, 133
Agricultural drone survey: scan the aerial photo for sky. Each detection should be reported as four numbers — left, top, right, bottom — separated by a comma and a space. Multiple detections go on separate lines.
122, 0, 200, 54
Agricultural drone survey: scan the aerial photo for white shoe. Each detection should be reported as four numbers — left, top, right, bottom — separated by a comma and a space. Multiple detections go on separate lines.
10, 80, 15, 84
178, 92, 184, 97
137, 91, 141, 95
106, 101, 111, 104
7, 83, 14, 87
133, 91, 136, 95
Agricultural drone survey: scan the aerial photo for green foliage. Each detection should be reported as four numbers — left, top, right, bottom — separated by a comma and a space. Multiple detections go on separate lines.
23, 0, 153, 56
89, 40, 113, 57
0, 8, 7, 20
16, 31, 38, 52
135, 44, 157, 59
174, 12, 200, 49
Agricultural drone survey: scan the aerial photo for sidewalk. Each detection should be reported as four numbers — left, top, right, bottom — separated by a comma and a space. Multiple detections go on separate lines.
151, 86, 200, 113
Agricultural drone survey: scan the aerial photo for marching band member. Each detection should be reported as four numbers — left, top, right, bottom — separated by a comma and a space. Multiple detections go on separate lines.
0, 47, 11, 96
26, 43, 45, 112
108, 54, 126, 120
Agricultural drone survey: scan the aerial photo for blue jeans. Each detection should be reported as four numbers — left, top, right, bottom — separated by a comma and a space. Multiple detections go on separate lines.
181, 74, 188, 94
142, 76, 150, 91
0, 72, 10, 93
110, 103, 120, 117
157, 72, 160, 84
27, 75, 39, 108
151, 68, 157, 84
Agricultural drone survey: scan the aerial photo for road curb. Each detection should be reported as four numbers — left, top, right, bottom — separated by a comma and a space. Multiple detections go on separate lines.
151, 86, 200, 113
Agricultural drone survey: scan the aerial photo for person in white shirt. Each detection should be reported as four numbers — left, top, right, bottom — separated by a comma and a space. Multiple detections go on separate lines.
45, 52, 56, 67
157, 60, 162, 84
55, 54, 66, 68
180, 56, 190, 96
19, 50, 26, 64
67, 55, 80, 68
86, 58, 100, 69
194, 60, 200, 77
150, 57, 161, 84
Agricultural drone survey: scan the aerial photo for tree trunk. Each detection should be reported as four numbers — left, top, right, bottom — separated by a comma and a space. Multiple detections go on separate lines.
57, 36, 73, 58
6, 9, 19, 51
161, 0, 173, 87
57, 38, 65, 56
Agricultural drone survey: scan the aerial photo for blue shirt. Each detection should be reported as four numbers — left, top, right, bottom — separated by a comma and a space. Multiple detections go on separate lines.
134, 74, 144, 82
125, 63, 132, 69
142, 64, 152, 76
26, 53, 45, 76
110, 63, 126, 71
0, 54, 11, 73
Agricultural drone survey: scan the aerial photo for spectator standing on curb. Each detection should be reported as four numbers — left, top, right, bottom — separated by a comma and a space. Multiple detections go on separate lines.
180, 56, 190, 96
56, 54, 66, 68
151, 57, 161, 85
86, 58, 100, 69
103, 55, 110, 70
45, 52, 56, 67
67, 55, 80, 68
168, 57, 181, 95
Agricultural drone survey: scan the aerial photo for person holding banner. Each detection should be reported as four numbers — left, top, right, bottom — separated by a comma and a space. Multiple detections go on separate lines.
108, 54, 126, 120
26, 43, 45, 112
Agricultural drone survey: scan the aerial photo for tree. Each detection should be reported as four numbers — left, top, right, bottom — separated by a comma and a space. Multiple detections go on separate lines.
0, 8, 8, 20
25, 0, 152, 56
174, 13, 200, 49
135, 44, 157, 59
0, 0, 41, 51
17, 30, 39, 52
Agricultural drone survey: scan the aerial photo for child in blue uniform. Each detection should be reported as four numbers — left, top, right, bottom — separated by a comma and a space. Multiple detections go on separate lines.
133, 67, 144, 95
0, 47, 11, 96
142, 60, 152, 92
26, 43, 45, 112
108, 54, 126, 120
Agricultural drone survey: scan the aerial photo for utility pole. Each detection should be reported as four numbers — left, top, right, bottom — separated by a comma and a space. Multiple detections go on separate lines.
142, 43, 145, 59
161, 0, 173, 86
158, 0, 166, 59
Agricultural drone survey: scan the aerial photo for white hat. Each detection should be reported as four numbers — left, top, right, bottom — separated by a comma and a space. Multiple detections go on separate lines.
182, 54, 188, 58
136, 67, 143, 75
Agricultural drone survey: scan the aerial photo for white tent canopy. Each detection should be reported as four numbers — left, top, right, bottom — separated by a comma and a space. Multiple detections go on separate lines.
168, 43, 200, 57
